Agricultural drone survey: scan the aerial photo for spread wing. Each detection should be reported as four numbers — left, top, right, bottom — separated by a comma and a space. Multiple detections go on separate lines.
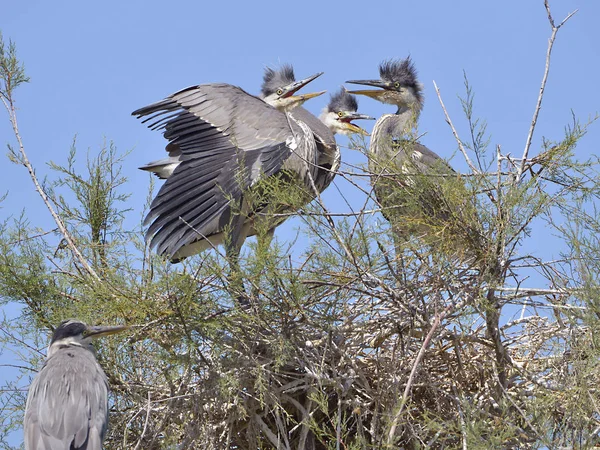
24, 347, 108, 450
133, 83, 300, 258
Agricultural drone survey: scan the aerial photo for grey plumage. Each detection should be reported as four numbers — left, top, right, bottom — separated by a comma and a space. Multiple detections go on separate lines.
346, 57, 453, 208
135, 68, 372, 262
261, 64, 296, 97
327, 89, 359, 115
261, 65, 337, 192
289, 106, 337, 192
24, 320, 127, 450
134, 81, 322, 262
347, 58, 486, 260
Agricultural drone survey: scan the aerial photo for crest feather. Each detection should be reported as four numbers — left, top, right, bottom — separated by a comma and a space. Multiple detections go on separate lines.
261, 64, 296, 96
328, 88, 359, 113
379, 57, 423, 102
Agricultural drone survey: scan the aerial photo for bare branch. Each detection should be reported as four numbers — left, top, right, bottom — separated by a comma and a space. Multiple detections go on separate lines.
518, 2, 578, 182
433, 80, 479, 174
2, 97, 100, 281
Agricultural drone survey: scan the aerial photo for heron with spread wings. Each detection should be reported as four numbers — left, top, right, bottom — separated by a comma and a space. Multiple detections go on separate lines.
135, 67, 372, 263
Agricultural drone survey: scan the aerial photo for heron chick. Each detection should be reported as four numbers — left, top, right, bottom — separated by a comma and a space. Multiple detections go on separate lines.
347, 58, 485, 261
319, 88, 374, 137
24, 320, 128, 450
261, 67, 373, 194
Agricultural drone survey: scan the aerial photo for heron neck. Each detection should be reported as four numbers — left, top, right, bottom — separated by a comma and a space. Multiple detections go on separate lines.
47, 339, 94, 357
374, 105, 420, 140
394, 104, 421, 132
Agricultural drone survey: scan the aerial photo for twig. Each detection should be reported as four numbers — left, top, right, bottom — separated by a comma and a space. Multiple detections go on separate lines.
7, 228, 58, 246
133, 392, 152, 450
386, 301, 457, 445
433, 80, 479, 174
518, 1, 578, 182
452, 386, 468, 450
1, 95, 100, 281
254, 413, 281, 448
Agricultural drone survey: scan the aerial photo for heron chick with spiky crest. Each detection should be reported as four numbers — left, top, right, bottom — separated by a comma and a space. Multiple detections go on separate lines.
346, 58, 486, 263
346, 57, 449, 202
320, 88, 374, 136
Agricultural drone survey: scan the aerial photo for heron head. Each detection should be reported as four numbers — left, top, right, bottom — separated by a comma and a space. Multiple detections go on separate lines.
320, 88, 374, 136
346, 57, 424, 109
261, 65, 326, 112
48, 319, 128, 356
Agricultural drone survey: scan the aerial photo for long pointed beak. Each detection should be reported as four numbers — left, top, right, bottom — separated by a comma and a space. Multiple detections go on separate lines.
345, 112, 376, 121
342, 112, 375, 136
283, 72, 324, 98
345, 79, 390, 100
86, 324, 129, 338
346, 79, 389, 89
293, 90, 327, 102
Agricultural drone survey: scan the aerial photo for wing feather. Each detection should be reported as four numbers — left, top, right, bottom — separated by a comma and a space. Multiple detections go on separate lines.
133, 83, 297, 258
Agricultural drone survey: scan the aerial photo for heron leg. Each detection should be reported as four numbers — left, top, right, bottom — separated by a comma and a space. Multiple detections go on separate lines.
248, 227, 276, 299
256, 227, 275, 255
224, 198, 250, 307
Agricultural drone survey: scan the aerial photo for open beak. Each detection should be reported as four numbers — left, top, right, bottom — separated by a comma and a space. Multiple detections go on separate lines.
342, 112, 375, 136
282, 72, 324, 97
346, 112, 375, 121
86, 324, 129, 339
282, 72, 326, 104
345, 79, 390, 100
295, 90, 327, 101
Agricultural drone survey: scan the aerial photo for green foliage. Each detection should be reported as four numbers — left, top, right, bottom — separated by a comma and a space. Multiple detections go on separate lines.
0, 32, 29, 101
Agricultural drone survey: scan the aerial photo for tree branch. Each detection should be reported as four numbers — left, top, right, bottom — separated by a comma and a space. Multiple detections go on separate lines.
2, 96, 100, 281
518, 1, 577, 182
433, 80, 479, 174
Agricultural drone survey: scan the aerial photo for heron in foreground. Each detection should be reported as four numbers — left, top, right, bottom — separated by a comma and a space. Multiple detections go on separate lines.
24, 320, 128, 450
347, 58, 485, 261
133, 71, 325, 263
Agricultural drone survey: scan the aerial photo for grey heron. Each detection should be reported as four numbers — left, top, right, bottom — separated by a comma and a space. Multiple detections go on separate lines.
261, 66, 373, 193
24, 320, 128, 450
135, 68, 372, 263
133, 71, 326, 263
346, 58, 485, 260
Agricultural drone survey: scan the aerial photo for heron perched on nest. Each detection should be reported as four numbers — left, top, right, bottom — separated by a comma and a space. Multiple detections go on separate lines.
347, 58, 485, 262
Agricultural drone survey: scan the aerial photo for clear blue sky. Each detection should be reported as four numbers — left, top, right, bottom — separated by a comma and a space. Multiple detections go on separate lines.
1, 0, 599, 446
1, 0, 598, 230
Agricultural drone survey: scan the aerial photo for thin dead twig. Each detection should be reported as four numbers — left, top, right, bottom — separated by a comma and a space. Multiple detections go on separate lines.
386, 300, 459, 445
1, 95, 100, 281
518, 1, 577, 182
433, 80, 479, 174
133, 392, 152, 450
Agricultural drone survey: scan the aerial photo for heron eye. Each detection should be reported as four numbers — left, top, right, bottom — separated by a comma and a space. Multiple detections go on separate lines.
276, 89, 284, 96
394, 82, 400, 89
337, 112, 344, 118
